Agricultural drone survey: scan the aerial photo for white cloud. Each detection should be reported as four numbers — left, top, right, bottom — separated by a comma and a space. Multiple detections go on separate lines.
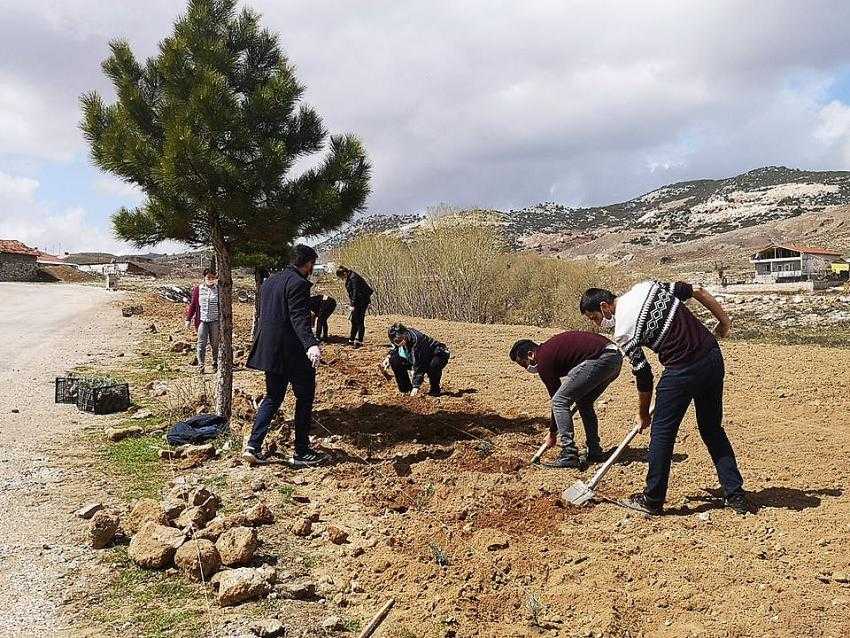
93, 176, 145, 200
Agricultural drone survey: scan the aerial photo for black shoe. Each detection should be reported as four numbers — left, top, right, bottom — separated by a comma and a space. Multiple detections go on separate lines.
241, 448, 269, 466
549, 448, 581, 469
586, 448, 607, 463
624, 493, 663, 516
290, 449, 327, 468
725, 492, 751, 515
427, 390, 442, 397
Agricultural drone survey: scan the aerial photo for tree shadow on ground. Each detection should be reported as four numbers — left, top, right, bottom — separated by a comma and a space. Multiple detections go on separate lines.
440, 388, 478, 398
312, 401, 542, 454
664, 486, 843, 515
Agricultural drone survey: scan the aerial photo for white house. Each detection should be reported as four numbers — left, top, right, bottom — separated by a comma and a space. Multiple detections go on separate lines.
750, 243, 843, 283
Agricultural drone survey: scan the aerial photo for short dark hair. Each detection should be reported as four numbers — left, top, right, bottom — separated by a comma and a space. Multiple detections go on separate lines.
202, 268, 216, 277
291, 244, 318, 267
579, 288, 616, 314
509, 339, 537, 362
335, 266, 350, 278
388, 323, 408, 342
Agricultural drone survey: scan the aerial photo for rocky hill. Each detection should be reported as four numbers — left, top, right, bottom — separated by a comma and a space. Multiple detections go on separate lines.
319, 166, 850, 256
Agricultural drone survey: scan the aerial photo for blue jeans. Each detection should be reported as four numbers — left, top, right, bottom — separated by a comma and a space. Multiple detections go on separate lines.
247, 369, 315, 456
645, 346, 744, 504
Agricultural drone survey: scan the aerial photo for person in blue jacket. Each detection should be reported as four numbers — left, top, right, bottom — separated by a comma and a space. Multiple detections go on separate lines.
385, 323, 450, 397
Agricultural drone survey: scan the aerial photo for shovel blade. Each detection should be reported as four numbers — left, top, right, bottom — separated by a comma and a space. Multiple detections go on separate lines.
563, 480, 594, 506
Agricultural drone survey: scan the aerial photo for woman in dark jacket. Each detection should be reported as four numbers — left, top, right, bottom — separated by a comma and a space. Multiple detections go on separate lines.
336, 266, 373, 347
309, 294, 337, 342
385, 323, 450, 396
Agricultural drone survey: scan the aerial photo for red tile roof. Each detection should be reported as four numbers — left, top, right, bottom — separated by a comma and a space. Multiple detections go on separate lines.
0, 239, 38, 257
754, 243, 842, 257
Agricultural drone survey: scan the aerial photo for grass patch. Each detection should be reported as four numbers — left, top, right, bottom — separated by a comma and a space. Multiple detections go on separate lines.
102, 434, 166, 499
278, 484, 294, 504
94, 548, 209, 637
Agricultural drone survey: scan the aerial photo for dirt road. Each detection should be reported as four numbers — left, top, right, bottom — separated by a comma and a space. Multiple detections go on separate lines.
0, 283, 136, 636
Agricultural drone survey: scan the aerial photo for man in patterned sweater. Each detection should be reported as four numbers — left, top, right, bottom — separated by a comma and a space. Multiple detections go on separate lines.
580, 281, 749, 515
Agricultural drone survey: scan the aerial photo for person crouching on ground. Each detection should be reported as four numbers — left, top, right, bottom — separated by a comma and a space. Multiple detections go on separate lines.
310, 294, 337, 342
185, 268, 220, 374
336, 266, 373, 348
243, 245, 325, 468
580, 281, 749, 515
509, 332, 622, 468
386, 323, 450, 397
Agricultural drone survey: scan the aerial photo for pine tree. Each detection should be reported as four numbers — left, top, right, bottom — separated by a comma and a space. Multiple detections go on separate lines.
81, 0, 371, 418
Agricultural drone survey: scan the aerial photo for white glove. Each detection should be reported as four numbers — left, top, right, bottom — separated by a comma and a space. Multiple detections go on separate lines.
307, 345, 321, 368
409, 387, 419, 397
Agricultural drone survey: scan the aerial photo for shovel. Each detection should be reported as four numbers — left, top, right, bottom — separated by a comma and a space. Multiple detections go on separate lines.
562, 414, 648, 506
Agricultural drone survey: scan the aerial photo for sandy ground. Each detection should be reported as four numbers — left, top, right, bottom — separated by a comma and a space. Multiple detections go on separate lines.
0, 283, 138, 636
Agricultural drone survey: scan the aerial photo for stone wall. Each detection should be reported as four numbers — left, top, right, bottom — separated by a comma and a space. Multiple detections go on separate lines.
0, 253, 38, 281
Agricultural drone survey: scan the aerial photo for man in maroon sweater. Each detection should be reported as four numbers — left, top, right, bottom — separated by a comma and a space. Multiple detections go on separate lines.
510, 331, 623, 468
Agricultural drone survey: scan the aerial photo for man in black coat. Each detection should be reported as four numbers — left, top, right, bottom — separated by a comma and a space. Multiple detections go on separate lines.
244, 245, 325, 467
336, 266, 373, 347
385, 323, 450, 396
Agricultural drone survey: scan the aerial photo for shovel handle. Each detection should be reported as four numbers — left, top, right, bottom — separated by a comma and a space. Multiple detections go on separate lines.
586, 406, 654, 491
530, 441, 549, 464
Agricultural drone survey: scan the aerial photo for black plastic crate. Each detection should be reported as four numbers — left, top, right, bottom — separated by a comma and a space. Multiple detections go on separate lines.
76, 383, 131, 415
55, 376, 81, 404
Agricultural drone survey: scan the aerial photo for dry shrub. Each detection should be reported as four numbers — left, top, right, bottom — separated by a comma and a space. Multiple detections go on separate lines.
333, 223, 615, 329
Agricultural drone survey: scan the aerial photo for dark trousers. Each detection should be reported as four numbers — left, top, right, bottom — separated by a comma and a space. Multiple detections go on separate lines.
314, 312, 331, 341
247, 368, 315, 456
349, 304, 367, 343
645, 346, 744, 504
390, 351, 449, 395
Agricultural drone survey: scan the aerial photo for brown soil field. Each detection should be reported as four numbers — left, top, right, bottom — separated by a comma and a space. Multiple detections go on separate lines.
81, 295, 850, 637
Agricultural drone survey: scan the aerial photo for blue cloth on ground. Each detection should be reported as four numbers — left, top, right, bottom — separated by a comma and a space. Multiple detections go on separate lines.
166, 413, 228, 446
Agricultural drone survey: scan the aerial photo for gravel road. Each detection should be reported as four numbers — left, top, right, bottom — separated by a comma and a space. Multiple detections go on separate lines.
0, 283, 137, 636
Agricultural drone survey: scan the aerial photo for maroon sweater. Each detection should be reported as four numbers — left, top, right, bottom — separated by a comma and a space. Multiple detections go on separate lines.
535, 331, 614, 397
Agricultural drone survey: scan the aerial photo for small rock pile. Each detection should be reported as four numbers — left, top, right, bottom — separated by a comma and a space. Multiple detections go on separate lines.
86, 478, 278, 606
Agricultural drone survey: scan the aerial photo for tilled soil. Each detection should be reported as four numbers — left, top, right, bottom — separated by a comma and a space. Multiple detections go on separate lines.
75, 295, 850, 637
224, 309, 850, 638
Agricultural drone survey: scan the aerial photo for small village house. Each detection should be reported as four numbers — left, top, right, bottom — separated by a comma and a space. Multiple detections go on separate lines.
750, 243, 843, 283
0, 240, 39, 281
63, 254, 165, 277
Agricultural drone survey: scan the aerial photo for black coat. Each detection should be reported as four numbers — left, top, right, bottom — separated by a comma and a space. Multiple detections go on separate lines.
309, 294, 337, 319
345, 271, 373, 307
248, 265, 319, 375
391, 328, 449, 388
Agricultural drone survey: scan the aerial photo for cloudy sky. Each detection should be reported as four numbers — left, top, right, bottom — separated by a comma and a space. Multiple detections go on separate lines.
3, 0, 850, 254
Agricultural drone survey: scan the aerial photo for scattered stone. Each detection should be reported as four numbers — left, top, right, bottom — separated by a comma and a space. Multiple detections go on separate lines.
291, 518, 312, 538
175, 506, 214, 531
486, 533, 510, 552
213, 566, 276, 606
217, 527, 259, 567
321, 616, 342, 631
106, 425, 143, 442
251, 478, 267, 493
174, 539, 221, 581
697, 512, 711, 523
391, 458, 412, 477
195, 503, 275, 541
75, 502, 103, 520
242, 502, 275, 525
327, 526, 349, 545
132, 409, 153, 420
124, 498, 168, 536
128, 522, 186, 569
89, 510, 120, 549
147, 323, 158, 333
281, 581, 317, 601
11, 408, 20, 414
291, 492, 311, 504
251, 619, 286, 637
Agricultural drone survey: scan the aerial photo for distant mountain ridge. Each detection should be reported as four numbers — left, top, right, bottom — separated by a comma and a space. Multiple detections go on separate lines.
318, 166, 850, 252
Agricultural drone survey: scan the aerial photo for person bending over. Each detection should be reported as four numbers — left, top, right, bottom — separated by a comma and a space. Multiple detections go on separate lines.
336, 266, 373, 347
386, 323, 450, 397
580, 281, 748, 515
244, 245, 325, 468
510, 332, 622, 468
310, 294, 337, 342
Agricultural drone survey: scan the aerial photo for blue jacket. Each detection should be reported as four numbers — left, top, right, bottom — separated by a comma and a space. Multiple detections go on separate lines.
247, 265, 319, 375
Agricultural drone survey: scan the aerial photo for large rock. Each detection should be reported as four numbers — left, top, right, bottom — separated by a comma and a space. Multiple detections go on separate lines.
89, 510, 120, 549
327, 526, 349, 545
291, 518, 312, 538
251, 619, 286, 637
216, 527, 258, 567
175, 506, 215, 531
124, 498, 168, 536
128, 522, 186, 569
212, 566, 276, 606
195, 503, 275, 541
174, 539, 221, 582
106, 426, 143, 442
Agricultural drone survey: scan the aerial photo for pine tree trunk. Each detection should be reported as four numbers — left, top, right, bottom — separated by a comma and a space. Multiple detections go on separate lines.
251, 266, 263, 342
211, 226, 233, 420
